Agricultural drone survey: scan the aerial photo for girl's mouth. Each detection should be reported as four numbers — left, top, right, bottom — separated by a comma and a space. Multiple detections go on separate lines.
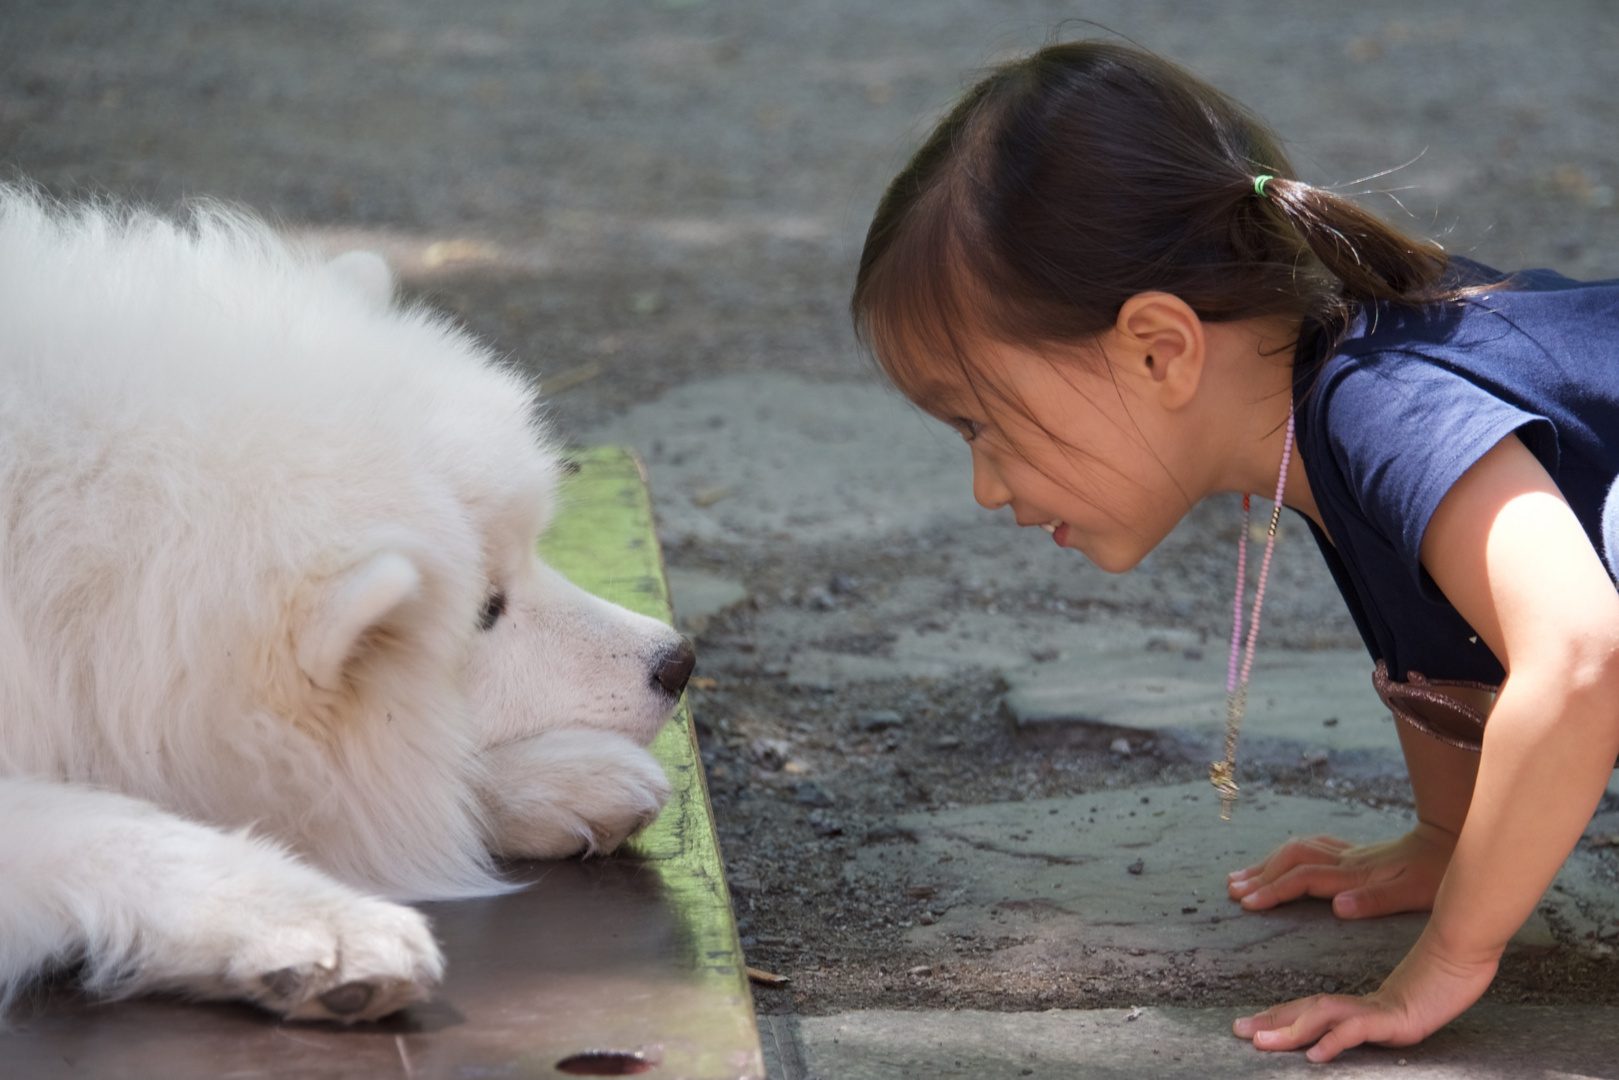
1040, 521, 1070, 547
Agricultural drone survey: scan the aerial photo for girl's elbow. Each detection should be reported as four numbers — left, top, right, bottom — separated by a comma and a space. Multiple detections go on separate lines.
1511, 621, 1619, 719
1558, 626, 1619, 718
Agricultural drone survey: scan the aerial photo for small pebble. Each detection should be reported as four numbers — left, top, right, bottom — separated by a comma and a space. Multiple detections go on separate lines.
750, 738, 790, 771
907, 965, 933, 977
860, 709, 904, 732
807, 810, 843, 837
691, 485, 733, 508
1127, 859, 1145, 875
1323, 717, 1340, 727
794, 782, 835, 808
1109, 737, 1132, 757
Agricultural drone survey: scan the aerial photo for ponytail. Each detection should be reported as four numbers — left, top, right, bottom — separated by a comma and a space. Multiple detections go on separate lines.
1255, 175, 1450, 309
852, 41, 1466, 396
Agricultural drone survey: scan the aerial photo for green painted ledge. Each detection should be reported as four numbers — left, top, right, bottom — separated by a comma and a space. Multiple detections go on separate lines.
540, 445, 763, 1073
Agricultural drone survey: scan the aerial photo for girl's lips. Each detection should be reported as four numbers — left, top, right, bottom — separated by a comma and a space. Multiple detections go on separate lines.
1039, 520, 1070, 546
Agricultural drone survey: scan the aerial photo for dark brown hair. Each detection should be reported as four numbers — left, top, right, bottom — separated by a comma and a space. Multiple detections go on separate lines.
851, 40, 1455, 410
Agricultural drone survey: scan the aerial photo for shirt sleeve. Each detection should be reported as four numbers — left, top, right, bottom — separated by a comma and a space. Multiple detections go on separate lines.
1318, 350, 1557, 593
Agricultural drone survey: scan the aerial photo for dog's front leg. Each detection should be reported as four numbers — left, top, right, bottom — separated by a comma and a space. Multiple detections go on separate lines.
477, 730, 671, 858
0, 777, 442, 1021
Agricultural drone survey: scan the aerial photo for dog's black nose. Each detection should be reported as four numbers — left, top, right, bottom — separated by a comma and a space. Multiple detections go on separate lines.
653, 638, 696, 697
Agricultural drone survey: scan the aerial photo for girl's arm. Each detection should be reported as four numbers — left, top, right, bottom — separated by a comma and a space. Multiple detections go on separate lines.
1238, 433, 1619, 1061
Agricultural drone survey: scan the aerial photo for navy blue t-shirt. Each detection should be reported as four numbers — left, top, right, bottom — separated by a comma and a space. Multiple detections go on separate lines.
1294, 260, 1619, 684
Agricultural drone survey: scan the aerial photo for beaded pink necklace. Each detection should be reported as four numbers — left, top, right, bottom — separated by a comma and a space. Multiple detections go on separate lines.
1209, 408, 1295, 819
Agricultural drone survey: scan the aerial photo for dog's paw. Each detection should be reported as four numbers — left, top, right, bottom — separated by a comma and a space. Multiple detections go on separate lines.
481, 729, 673, 858
141, 846, 444, 1022
230, 893, 443, 1022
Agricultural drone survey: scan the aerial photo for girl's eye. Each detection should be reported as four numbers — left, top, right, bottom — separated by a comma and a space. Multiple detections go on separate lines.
478, 589, 507, 631
949, 417, 983, 441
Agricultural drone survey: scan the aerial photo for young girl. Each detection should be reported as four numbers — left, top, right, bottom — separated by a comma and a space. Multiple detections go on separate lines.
851, 40, 1619, 1063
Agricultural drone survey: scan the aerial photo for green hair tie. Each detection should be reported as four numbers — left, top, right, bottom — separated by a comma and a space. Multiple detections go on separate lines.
1253, 174, 1275, 197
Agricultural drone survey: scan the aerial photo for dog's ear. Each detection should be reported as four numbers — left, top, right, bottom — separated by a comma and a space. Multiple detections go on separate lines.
325, 250, 393, 311
298, 551, 421, 692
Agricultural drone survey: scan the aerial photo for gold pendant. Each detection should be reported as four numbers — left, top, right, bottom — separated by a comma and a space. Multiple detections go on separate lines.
1208, 759, 1239, 820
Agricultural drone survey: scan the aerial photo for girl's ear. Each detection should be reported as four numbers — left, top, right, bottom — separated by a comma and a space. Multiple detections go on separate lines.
1114, 292, 1206, 410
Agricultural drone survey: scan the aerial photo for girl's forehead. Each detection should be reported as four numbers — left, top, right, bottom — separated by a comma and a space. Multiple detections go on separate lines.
890, 330, 1051, 403
893, 356, 996, 419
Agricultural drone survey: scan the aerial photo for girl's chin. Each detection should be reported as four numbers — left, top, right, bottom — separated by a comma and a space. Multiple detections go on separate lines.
1042, 522, 1142, 573
1072, 536, 1149, 575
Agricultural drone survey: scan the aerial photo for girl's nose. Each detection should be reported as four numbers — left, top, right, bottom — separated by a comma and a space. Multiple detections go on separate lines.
971, 446, 1011, 510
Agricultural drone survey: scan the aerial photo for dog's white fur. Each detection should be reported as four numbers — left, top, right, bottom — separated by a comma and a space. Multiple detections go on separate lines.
0, 189, 685, 1021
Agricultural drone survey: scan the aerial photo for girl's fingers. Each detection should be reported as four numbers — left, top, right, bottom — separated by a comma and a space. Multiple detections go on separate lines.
1233, 994, 1323, 1036
1243, 996, 1425, 1062
1237, 862, 1358, 910
1250, 996, 1393, 1058
1334, 875, 1436, 919
1302, 1014, 1375, 1063
1250, 996, 1359, 1050
1305, 1005, 1424, 1062
1227, 835, 1352, 888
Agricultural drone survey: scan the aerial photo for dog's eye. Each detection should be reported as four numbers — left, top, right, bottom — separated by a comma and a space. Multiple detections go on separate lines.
477, 589, 507, 631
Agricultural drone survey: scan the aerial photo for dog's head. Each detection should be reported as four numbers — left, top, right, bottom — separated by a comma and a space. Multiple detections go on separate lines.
290, 415, 691, 754
287, 259, 691, 751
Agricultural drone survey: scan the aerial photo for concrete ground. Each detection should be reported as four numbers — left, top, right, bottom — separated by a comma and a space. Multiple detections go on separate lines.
761, 1006, 1619, 1080
4, 1, 1619, 1075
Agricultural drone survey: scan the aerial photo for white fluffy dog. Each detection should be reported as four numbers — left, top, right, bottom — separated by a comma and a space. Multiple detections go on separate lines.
0, 189, 693, 1022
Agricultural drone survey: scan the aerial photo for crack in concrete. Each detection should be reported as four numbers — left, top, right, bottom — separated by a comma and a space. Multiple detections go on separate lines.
926, 828, 1101, 867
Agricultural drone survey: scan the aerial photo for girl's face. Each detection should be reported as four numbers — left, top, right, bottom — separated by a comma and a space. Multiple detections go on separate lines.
935, 340, 1196, 573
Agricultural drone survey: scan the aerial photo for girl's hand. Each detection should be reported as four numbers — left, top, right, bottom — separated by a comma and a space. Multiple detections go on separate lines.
1227, 823, 1457, 919
1232, 932, 1499, 1062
